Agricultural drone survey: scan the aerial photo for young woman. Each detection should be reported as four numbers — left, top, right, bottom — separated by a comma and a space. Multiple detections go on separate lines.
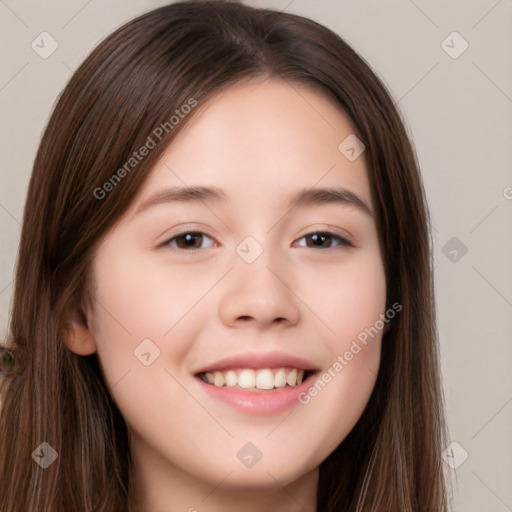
0, 1, 451, 510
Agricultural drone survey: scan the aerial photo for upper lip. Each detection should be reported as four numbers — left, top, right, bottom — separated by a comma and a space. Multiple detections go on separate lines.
194, 351, 321, 374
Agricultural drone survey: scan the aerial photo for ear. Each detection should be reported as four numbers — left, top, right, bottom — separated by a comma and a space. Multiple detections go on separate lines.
63, 305, 97, 356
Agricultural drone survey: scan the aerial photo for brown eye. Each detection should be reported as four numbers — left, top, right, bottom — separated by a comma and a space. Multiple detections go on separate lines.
297, 232, 354, 249
164, 232, 215, 250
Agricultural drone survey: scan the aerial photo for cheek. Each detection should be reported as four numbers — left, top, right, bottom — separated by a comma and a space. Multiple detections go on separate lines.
300, 248, 387, 349
292, 250, 386, 428
89, 250, 215, 389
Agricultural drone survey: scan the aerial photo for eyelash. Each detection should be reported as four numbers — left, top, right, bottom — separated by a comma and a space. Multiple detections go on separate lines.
161, 230, 355, 251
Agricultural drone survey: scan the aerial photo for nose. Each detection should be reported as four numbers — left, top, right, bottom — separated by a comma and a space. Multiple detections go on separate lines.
218, 248, 301, 330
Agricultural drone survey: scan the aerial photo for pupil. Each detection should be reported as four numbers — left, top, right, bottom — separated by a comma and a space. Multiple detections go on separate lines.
311, 233, 328, 247
181, 233, 200, 248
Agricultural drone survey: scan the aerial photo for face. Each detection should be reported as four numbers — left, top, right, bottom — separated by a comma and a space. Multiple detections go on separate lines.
74, 79, 386, 508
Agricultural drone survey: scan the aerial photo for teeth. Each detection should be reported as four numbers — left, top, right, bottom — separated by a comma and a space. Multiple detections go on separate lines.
200, 367, 309, 390
224, 370, 238, 387
274, 368, 287, 388
286, 368, 297, 386
238, 369, 256, 389
213, 371, 225, 387
255, 369, 274, 390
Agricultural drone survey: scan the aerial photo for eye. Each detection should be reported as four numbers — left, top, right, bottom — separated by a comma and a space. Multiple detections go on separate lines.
163, 231, 215, 251
161, 230, 354, 251
295, 231, 354, 249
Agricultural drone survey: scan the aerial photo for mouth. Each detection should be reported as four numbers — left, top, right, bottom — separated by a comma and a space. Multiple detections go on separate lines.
193, 352, 321, 414
196, 367, 317, 391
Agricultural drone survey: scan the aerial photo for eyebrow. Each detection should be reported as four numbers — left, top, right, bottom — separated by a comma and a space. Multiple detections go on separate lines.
135, 185, 373, 217
135, 186, 228, 215
287, 187, 373, 217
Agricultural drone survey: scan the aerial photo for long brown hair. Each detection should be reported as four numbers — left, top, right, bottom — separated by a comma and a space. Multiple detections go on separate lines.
0, 1, 451, 510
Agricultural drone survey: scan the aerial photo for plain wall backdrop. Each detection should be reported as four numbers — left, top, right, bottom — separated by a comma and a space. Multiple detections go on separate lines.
0, 1, 511, 510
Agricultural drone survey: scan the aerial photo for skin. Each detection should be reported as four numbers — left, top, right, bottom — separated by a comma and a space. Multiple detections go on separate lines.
66, 78, 387, 512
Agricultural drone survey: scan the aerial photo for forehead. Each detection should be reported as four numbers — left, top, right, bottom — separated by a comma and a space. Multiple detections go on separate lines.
128, 78, 371, 217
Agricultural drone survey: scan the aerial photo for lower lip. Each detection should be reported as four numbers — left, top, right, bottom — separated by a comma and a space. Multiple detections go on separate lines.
195, 374, 315, 415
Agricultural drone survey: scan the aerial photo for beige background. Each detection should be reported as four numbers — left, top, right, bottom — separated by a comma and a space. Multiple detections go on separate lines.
1, 1, 511, 510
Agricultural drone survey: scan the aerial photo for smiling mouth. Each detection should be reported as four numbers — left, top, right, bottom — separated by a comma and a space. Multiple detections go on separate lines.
197, 367, 317, 391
